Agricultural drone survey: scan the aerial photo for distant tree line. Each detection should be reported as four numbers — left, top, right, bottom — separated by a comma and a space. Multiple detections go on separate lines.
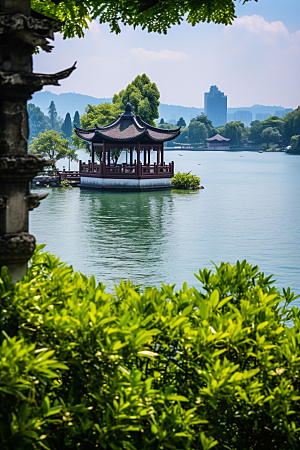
28, 86, 300, 157
28, 101, 81, 169
159, 106, 300, 152
28, 101, 81, 142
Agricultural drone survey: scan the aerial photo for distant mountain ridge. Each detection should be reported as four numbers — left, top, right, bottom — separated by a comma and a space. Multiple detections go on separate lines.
31, 91, 292, 126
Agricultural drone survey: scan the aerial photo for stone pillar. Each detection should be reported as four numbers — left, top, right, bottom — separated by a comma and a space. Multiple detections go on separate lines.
0, 1, 76, 281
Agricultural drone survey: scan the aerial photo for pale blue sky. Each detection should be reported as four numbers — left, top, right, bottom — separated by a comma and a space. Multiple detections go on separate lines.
34, 0, 300, 108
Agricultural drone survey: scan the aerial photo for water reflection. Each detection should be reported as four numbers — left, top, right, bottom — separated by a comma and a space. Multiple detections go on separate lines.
79, 189, 175, 286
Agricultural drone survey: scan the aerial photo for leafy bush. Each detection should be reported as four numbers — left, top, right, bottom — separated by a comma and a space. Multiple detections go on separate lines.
60, 180, 72, 188
1, 247, 300, 450
172, 171, 200, 189
288, 135, 300, 154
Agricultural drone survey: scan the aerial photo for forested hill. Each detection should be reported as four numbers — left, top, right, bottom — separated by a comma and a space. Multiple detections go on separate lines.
31, 91, 204, 124
31, 91, 112, 119
31, 91, 290, 126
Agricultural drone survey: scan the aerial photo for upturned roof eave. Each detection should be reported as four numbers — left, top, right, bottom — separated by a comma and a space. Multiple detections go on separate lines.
74, 103, 181, 143
146, 130, 181, 142
136, 115, 181, 133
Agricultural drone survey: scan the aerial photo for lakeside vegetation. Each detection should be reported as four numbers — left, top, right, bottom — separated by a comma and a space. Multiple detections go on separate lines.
161, 107, 300, 152
172, 172, 200, 189
1, 248, 300, 449
28, 96, 300, 155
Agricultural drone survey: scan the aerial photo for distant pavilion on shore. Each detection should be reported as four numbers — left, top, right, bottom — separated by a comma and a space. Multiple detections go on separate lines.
206, 134, 230, 150
75, 103, 180, 190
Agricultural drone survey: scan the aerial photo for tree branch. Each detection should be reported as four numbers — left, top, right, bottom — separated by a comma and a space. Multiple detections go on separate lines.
49, 0, 161, 12
138, 1, 160, 13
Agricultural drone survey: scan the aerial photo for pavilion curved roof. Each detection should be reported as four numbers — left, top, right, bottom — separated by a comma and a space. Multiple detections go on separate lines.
74, 103, 181, 144
206, 134, 230, 142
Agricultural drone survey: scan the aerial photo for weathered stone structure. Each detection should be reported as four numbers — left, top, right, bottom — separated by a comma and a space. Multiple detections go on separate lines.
0, 0, 75, 281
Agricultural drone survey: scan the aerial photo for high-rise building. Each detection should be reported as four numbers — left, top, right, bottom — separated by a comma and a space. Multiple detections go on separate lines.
275, 109, 293, 118
233, 110, 252, 127
204, 85, 227, 127
255, 113, 271, 121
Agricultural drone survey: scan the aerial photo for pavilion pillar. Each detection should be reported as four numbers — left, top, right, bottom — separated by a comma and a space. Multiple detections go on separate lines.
143, 148, 147, 165
103, 140, 106, 174
91, 144, 95, 163
161, 144, 164, 166
157, 149, 160, 165
107, 149, 110, 166
130, 148, 133, 165
148, 149, 151, 165
137, 141, 140, 163
137, 142, 142, 177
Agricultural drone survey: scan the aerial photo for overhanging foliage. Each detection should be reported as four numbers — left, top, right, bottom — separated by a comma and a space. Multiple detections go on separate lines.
31, 0, 256, 38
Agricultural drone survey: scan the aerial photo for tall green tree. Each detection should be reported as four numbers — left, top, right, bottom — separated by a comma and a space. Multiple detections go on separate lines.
261, 127, 281, 148
48, 101, 59, 130
191, 113, 215, 137
261, 116, 284, 137
61, 112, 73, 139
224, 121, 244, 146
189, 121, 208, 144
177, 117, 186, 127
284, 107, 300, 144
113, 74, 160, 126
27, 103, 50, 142
288, 135, 300, 154
73, 110, 81, 128
29, 130, 74, 169
249, 120, 263, 145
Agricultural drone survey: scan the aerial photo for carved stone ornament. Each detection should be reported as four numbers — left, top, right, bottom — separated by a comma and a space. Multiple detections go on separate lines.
0, 62, 77, 88
25, 192, 48, 211
0, 196, 8, 209
0, 12, 61, 52
0, 232, 36, 263
0, 155, 54, 179
0, 13, 61, 34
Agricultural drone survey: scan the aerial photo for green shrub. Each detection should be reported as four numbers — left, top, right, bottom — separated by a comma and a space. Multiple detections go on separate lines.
60, 179, 72, 188
288, 135, 300, 154
1, 247, 300, 449
172, 171, 200, 189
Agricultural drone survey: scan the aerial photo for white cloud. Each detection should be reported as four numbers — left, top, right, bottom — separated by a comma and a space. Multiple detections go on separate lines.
88, 20, 101, 35
224, 15, 289, 39
130, 47, 189, 62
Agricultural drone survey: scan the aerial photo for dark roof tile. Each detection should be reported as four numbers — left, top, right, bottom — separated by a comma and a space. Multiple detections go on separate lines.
75, 103, 180, 144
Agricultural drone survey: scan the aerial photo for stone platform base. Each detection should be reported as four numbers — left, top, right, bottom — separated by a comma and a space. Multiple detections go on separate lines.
80, 177, 172, 190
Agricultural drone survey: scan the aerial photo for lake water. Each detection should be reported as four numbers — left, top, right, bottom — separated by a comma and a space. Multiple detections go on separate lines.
30, 151, 300, 305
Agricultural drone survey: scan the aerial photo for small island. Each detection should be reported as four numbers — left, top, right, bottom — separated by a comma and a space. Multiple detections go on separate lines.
75, 103, 180, 190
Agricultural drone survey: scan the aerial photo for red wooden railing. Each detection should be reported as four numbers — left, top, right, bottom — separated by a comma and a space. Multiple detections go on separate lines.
79, 161, 174, 178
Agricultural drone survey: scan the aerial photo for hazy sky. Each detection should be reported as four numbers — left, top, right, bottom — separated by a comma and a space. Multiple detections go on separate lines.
33, 0, 300, 108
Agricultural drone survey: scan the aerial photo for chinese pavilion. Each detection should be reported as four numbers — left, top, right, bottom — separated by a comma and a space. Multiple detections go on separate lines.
206, 134, 230, 150
75, 103, 180, 190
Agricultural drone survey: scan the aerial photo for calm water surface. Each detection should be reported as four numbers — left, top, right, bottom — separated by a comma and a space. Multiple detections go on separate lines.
30, 151, 300, 304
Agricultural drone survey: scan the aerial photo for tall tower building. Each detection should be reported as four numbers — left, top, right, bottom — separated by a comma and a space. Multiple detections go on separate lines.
204, 85, 227, 127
